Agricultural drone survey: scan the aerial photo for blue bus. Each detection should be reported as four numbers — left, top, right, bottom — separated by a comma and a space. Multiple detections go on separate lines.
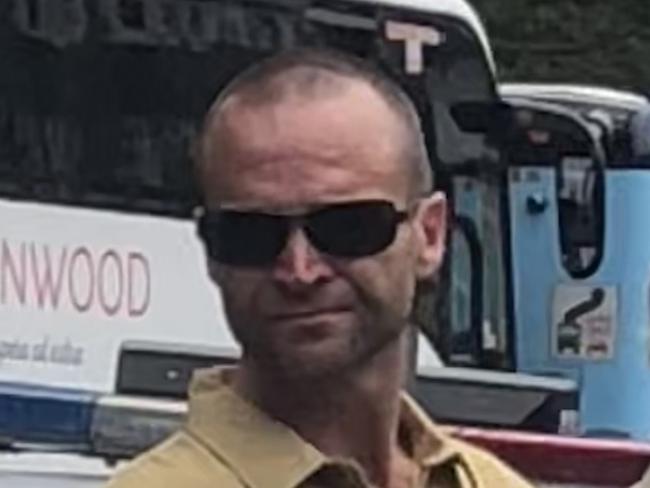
503, 85, 650, 441
423, 84, 650, 441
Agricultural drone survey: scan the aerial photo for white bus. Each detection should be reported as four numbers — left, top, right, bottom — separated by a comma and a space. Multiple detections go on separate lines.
0, 0, 498, 485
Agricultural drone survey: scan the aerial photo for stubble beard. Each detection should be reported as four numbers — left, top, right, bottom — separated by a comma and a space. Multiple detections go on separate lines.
229, 302, 409, 385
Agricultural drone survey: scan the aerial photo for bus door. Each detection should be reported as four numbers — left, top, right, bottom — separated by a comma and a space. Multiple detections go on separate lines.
505, 99, 605, 373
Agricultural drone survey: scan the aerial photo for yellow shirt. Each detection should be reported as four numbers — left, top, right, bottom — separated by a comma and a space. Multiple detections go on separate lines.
106, 368, 534, 488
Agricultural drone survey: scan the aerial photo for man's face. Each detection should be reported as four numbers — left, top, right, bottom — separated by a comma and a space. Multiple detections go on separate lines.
200, 79, 446, 379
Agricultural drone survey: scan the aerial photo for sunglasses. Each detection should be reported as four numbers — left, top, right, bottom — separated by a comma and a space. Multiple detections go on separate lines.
197, 200, 410, 267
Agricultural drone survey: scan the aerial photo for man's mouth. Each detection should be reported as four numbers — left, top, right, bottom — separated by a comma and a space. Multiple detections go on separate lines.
267, 307, 352, 321
271, 307, 350, 320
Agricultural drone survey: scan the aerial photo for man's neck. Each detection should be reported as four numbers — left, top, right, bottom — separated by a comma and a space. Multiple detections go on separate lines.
232, 331, 415, 488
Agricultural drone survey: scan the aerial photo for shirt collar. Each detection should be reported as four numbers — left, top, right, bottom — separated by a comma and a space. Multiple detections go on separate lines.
185, 367, 461, 488
398, 394, 461, 468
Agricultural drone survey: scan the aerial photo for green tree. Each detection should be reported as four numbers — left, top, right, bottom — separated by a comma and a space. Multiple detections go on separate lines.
472, 0, 650, 94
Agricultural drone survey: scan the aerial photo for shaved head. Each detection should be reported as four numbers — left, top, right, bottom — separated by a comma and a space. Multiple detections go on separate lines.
194, 49, 433, 200
191, 49, 448, 384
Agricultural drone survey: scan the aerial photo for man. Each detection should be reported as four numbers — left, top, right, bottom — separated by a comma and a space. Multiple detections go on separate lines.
107, 49, 533, 488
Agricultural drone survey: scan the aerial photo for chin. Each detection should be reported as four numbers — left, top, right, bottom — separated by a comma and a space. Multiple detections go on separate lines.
241, 318, 402, 380
262, 340, 358, 381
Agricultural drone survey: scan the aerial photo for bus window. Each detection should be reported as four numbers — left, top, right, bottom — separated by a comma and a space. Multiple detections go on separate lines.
557, 154, 603, 277
0, 1, 497, 219
506, 102, 606, 279
426, 58, 497, 167
406, 34, 506, 369
437, 175, 509, 369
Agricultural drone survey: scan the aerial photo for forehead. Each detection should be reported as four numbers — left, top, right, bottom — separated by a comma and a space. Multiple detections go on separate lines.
201, 80, 411, 208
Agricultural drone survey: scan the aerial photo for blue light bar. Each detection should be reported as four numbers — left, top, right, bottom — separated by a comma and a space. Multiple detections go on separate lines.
0, 383, 97, 450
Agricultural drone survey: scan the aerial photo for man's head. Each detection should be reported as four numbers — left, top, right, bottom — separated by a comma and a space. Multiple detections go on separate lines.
194, 49, 446, 380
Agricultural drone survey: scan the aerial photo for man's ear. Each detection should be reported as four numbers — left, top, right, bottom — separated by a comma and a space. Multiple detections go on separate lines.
414, 192, 447, 280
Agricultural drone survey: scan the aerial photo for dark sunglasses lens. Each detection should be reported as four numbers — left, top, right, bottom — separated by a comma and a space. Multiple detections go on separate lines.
308, 201, 399, 257
199, 212, 288, 266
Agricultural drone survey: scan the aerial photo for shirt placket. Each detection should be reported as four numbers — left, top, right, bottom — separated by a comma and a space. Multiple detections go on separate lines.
423, 460, 474, 488
303, 461, 375, 488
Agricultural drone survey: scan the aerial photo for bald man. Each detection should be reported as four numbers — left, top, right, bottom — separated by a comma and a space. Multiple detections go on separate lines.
107, 49, 532, 488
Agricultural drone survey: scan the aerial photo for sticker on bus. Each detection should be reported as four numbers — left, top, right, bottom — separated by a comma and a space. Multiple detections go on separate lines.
552, 285, 617, 361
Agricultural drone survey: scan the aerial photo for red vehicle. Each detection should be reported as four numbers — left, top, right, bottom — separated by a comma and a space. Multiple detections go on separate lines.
452, 427, 650, 487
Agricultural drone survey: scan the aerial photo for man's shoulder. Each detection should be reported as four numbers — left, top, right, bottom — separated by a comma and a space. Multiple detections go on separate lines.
444, 435, 535, 488
105, 430, 243, 488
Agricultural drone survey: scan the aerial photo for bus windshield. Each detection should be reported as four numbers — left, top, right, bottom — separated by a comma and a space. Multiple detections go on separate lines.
0, 0, 496, 217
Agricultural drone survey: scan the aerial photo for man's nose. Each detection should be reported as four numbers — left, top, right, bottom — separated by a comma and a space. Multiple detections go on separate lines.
272, 228, 334, 287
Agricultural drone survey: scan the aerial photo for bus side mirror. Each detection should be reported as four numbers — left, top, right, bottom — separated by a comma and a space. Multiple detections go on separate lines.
450, 101, 514, 140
